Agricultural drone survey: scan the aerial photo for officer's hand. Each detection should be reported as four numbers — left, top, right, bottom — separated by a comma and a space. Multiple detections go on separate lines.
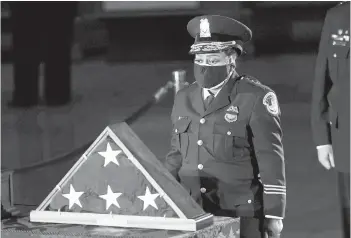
264, 218, 283, 238
317, 144, 335, 170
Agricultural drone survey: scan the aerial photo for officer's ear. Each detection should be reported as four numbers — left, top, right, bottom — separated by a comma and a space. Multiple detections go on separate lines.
224, 48, 237, 65
224, 52, 237, 75
229, 54, 237, 67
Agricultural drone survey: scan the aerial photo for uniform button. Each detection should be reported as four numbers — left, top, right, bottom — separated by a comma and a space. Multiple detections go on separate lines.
227, 131, 232, 135
333, 41, 336, 45
197, 164, 204, 170
330, 121, 333, 125
200, 118, 206, 124
200, 187, 207, 193
333, 53, 337, 58
248, 199, 252, 204
175, 129, 178, 133
197, 140, 203, 146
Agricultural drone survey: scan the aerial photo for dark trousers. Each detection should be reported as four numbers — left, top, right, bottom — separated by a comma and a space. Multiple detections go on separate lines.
338, 172, 350, 238
201, 193, 266, 238
11, 2, 76, 106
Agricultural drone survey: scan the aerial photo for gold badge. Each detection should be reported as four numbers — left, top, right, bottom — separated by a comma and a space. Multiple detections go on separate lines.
227, 105, 239, 114
224, 113, 237, 123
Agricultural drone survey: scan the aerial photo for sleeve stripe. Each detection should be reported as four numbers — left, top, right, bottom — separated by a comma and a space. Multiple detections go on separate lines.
265, 215, 284, 219
263, 184, 286, 188
264, 191, 286, 195
264, 188, 286, 192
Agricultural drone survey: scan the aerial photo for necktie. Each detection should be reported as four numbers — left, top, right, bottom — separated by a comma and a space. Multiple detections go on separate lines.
204, 91, 215, 110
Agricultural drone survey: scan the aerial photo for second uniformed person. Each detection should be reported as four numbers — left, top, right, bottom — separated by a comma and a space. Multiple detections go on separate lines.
164, 15, 286, 238
311, 2, 350, 238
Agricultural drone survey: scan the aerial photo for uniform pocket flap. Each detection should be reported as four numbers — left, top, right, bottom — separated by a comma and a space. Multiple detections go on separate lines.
214, 121, 247, 138
233, 194, 255, 206
174, 118, 191, 134
330, 46, 350, 58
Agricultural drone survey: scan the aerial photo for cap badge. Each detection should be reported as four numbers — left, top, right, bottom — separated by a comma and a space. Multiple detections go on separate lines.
200, 18, 211, 38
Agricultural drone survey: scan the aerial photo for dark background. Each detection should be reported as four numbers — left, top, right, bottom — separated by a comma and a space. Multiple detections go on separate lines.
1, 2, 345, 238
1, 1, 336, 61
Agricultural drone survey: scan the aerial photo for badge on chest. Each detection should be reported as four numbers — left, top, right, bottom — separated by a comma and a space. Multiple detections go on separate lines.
224, 105, 239, 123
331, 29, 349, 46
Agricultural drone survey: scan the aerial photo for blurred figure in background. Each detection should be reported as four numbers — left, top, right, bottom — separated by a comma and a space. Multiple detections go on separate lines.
311, 2, 350, 238
9, 2, 78, 107
164, 15, 286, 238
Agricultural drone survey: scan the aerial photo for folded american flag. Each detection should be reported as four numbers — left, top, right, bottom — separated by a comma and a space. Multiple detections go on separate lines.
30, 122, 213, 231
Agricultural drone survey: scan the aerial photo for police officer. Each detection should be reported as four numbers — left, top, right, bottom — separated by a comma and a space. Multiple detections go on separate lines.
164, 15, 286, 238
311, 2, 350, 238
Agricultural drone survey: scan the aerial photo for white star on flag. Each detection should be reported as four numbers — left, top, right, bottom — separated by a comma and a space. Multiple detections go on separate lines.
98, 143, 122, 167
137, 187, 160, 211
99, 185, 123, 210
62, 184, 84, 209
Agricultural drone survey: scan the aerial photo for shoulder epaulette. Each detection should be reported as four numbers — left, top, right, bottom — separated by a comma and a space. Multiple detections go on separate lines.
176, 81, 196, 95
240, 75, 272, 92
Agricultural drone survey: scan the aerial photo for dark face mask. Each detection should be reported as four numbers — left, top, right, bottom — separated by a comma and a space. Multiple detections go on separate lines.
194, 64, 228, 88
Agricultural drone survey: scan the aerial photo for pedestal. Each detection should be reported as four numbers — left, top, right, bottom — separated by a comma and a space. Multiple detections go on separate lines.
1, 216, 240, 238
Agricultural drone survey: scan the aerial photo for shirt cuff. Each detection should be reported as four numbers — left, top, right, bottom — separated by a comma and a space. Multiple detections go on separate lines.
316, 144, 332, 150
265, 215, 284, 219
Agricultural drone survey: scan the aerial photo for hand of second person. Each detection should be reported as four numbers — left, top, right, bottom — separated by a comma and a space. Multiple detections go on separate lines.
317, 144, 335, 170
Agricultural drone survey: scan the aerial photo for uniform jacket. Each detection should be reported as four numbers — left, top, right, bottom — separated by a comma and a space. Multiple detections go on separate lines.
164, 74, 286, 219
311, 2, 350, 173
